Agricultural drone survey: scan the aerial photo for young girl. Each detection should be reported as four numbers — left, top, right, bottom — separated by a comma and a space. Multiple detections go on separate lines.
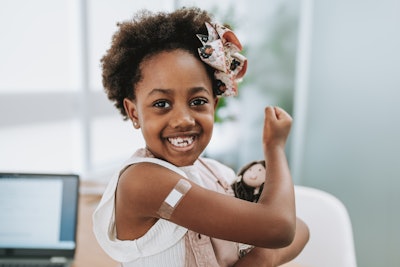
93, 7, 309, 267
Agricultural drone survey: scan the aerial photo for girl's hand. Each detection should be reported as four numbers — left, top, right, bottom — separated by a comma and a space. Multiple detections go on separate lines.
262, 106, 292, 150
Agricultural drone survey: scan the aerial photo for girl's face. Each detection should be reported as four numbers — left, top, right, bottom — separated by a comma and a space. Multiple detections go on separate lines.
242, 163, 265, 188
124, 49, 218, 167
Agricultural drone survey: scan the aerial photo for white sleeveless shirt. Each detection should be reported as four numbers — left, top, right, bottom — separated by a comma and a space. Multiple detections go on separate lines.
92, 148, 238, 266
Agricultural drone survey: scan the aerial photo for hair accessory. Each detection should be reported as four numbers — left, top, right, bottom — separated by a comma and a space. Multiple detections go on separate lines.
197, 22, 247, 97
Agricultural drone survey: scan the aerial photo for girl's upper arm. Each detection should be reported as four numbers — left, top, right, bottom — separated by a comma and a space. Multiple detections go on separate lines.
117, 161, 290, 248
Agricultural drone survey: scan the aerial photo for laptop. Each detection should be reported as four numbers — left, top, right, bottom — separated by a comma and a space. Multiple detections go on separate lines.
0, 172, 79, 267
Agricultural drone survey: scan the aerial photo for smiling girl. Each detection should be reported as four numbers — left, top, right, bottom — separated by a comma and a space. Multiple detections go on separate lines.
93, 7, 309, 267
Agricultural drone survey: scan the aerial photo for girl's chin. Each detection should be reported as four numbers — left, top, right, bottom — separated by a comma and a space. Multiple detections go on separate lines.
165, 154, 197, 167
166, 151, 201, 167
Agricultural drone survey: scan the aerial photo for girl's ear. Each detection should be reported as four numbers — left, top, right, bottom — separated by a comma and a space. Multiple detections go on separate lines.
123, 98, 140, 129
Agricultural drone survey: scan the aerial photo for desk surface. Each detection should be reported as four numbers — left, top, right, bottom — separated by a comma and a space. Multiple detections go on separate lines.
73, 193, 119, 267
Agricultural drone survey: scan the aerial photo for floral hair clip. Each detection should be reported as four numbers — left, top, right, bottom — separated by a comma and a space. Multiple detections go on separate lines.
197, 22, 247, 97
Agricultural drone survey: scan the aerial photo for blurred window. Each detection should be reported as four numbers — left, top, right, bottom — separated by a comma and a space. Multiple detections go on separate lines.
0, 0, 172, 179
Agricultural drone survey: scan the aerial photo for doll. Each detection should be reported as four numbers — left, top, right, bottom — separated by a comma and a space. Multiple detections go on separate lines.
232, 160, 267, 257
232, 160, 266, 203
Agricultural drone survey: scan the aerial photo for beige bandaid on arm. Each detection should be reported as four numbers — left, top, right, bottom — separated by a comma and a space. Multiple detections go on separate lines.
157, 179, 192, 220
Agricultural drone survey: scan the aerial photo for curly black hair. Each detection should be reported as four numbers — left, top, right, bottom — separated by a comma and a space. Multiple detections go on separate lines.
101, 7, 218, 119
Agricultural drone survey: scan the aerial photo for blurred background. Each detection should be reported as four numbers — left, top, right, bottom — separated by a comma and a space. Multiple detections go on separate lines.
0, 0, 399, 266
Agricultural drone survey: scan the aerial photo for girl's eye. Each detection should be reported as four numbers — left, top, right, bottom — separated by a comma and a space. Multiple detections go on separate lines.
153, 100, 170, 108
190, 98, 208, 106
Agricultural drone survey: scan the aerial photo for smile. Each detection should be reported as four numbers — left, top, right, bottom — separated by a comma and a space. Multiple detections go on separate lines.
167, 136, 195, 147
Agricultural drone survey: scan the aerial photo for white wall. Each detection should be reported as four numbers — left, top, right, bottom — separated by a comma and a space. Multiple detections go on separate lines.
292, 0, 400, 266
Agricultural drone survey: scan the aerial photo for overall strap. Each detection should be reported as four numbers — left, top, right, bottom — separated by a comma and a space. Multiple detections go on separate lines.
198, 158, 232, 193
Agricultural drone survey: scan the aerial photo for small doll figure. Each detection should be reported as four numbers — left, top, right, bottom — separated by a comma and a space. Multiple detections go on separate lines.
232, 160, 266, 257
232, 160, 266, 203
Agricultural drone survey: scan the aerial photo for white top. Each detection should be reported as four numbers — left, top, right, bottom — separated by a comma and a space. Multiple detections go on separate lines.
92, 149, 237, 266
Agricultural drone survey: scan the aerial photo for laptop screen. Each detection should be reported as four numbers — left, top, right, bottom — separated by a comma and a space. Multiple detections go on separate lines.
0, 173, 79, 257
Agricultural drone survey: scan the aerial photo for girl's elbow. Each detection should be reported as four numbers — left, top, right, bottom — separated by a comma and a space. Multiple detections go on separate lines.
280, 215, 297, 245
274, 224, 296, 247
262, 216, 296, 248
278, 225, 296, 247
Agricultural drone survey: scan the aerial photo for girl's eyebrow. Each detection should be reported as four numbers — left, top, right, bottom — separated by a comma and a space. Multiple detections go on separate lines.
147, 88, 173, 96
147, 87, 212, 96
188, 86, 212, 96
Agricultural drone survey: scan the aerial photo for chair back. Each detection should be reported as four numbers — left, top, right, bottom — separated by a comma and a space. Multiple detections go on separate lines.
293, 185, 357, 267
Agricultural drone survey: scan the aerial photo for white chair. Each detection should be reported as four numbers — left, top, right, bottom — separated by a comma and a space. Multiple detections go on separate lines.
292, 185, 357, 267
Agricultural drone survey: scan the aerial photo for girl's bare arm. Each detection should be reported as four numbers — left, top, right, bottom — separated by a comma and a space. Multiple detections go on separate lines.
116, 106, 297, 248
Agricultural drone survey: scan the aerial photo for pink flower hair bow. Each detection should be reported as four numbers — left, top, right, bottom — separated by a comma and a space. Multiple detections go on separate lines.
197, 22, 248, 97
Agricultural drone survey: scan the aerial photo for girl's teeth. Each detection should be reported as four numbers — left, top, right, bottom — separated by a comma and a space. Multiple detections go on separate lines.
168, 136, 194, 147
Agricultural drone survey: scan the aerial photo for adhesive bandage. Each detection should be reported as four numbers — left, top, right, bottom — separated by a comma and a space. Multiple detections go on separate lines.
157, 179, 192, 219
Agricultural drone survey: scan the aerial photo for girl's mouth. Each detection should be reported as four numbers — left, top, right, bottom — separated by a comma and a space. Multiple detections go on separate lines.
167, 136, 195, 147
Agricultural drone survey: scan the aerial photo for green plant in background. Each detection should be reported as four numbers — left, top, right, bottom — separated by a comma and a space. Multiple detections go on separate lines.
210, 2, 298, 123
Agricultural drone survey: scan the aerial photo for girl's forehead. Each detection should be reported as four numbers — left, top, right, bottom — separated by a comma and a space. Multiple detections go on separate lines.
143, 50, 204, 72
137, 50, 213, 96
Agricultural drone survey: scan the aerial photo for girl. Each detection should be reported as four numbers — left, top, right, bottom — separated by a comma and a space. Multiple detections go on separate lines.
93, 7, 309, 267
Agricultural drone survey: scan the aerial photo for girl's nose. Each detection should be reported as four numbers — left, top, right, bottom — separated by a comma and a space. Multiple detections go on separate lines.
169, 108, 195, 129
